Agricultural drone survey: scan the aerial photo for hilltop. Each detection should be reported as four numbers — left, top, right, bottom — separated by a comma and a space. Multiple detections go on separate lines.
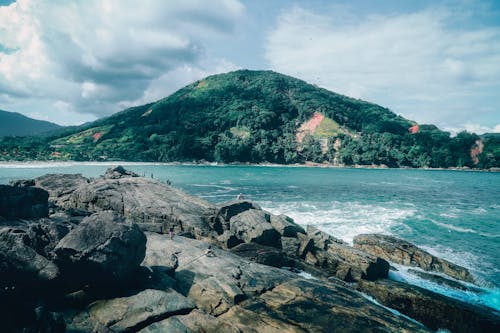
0, 110, 62, 137
0, 70, 498, 168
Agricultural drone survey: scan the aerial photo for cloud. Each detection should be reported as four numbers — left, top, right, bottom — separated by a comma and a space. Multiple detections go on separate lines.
265, 3, 500, 133
0, 0, 243, 125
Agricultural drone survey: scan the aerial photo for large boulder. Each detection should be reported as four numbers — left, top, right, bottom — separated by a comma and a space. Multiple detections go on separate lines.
299, 226, 389, 282
358, 279, 500, 333
229, 209, 281, 248
220, 278, 430, 333
270, 214, 305, 237
353, 234, 475, 283
54, 211, 146, 287
64, 171, 217, 236
230, 242, 290, 268
139, 309, 240, 333
0, 184, 48, 219
217, 200, 261, 222
0, 228, 59, 296
34, 173, 90, 207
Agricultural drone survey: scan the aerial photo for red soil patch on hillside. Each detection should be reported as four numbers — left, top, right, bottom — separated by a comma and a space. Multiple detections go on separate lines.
296, 112, 324, 143
93, 131, 103, 142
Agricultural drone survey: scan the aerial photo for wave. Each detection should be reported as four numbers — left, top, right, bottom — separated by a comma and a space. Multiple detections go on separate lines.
430, 220, 500, 238
262, 201, 416, 244
389, 264, 500, 311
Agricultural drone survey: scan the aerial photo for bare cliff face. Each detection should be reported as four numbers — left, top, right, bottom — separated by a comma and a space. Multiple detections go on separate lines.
1, 167, 499, 333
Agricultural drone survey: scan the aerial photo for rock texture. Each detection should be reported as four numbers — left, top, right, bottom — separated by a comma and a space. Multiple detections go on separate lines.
3, 167, 498, 333
353, 233, 475, 283
299, 226, 389, 281
358, 279, 500, 333
55, 211, 146, 286
0, 184, 48, 219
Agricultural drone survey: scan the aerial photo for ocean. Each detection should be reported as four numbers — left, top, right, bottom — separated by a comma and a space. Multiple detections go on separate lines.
1, 162, 499, 311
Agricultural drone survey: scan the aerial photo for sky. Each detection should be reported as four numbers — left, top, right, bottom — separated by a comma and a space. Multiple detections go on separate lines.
0, 0, 499, 134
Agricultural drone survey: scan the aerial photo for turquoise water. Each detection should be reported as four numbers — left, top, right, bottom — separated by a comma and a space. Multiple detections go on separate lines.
1, 162, 499, 310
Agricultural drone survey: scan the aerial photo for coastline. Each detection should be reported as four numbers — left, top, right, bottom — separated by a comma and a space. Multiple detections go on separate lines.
0, 159, 499, 172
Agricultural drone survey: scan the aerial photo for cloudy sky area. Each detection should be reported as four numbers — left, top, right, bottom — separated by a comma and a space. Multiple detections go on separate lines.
0, 0, 499, 134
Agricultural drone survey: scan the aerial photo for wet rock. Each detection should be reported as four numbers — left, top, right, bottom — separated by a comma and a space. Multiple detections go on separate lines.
357, 278, 500, 333
25, 220, 71, 259
139, 309, 240, 333
407, 269, 483, 292
353, 234, 475, 283
54, 211, 146, 287
300, 226, 389, 282
270, 214, 305, 237
220, 278, 430, 333
229, 209, 281, 248
0, 184, 48, 219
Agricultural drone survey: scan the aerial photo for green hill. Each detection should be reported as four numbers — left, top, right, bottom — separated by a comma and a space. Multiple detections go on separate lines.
0, 110, 62, 137
0, 70, 497, 168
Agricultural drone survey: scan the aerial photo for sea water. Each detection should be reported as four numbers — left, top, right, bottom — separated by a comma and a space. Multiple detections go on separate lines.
1, 162, 499, 310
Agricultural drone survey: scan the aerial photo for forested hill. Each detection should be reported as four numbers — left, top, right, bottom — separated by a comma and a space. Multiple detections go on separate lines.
0, 110, 62, 137
0, 70, 498, 168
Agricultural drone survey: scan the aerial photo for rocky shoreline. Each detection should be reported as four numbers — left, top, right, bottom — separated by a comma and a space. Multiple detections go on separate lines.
1, 166, 499, 332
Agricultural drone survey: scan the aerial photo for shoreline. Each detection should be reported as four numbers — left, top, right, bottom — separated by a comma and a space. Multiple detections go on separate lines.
0, 159, 499, 172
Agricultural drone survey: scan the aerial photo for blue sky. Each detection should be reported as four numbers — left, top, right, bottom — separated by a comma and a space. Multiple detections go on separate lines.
0, 0, 499, 134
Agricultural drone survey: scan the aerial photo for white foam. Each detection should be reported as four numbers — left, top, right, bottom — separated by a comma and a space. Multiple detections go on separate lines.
262, 201, 416, 244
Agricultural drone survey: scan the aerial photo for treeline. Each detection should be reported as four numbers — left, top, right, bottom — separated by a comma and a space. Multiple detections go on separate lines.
0, 70, 498, 168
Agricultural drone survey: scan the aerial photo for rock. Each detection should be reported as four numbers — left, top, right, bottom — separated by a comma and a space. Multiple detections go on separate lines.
353, 234, 475, 283
217, 200, 261, 222
34, 173, 90, 207
269, 214, 305, 237
23, 306, 66, 333
216, 230, 244, 249
358, 278, 500, 333
220, 278, 430, 333
144, 233, 295, 313
0, 228, 59, 297
0, 184, 48, 219
25, 220, 71, 259
407, 269, 483, 292
281, 236, 301, 258
229, 209, 281, 248
300, 226, 389, 281
65, 173, 217, 236
67, 289, 194, 333
139, 309, 240, 333
9, 178, 35, 187
104, 165, 140, 179
54, 211, 146, 287
230, 242, 290, 268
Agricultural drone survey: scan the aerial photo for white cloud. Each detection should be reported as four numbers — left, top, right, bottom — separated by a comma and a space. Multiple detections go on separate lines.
265, 4, 500, 133
0, 0, 244, 124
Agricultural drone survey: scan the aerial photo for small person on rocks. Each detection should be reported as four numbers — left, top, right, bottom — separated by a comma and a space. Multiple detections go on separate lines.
169, 227, 174, 240
236, 193, 245, 200
205, 245, 215, 257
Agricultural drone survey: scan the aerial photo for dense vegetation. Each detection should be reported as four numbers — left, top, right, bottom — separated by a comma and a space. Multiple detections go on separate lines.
0, 70, 498, 168
0, 110, 62, 137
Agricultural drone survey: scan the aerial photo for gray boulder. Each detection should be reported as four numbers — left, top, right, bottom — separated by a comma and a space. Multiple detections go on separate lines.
300, 226, 389, 281
34, 173, 90, 207
54, 211, 146, 284
353, 233, 475, 283
229, 209, 281, 248
65, 172, 217, 236
139, 310, 240, 333
230, 242, 290, 268
217, 200, 261, 222
0, 184, 48, 219
220, 278, 430, 333
270, 214, 305, 237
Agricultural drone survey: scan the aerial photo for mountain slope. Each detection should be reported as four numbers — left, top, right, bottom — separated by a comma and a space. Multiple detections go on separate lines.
0, 70, 496, 168
0, 110, 62, 137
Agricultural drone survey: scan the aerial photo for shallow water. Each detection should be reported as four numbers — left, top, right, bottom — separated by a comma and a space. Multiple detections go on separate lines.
1, 162, 499, 310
